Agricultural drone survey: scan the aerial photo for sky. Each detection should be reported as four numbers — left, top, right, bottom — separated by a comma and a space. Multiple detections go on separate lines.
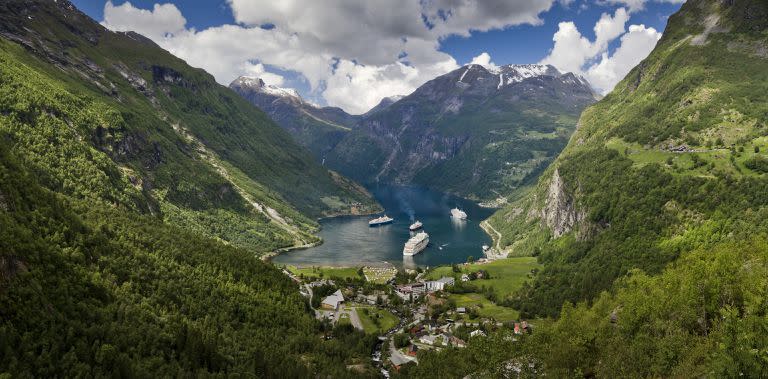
72, 0, 684, 114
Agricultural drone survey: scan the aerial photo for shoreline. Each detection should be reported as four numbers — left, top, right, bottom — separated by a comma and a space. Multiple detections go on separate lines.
262, 239, 322, 262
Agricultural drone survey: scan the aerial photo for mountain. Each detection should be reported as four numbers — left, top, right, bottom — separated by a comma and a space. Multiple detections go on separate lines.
1, 0, 381, 376
0, 0, 380, 255
230, 76, 360, 158
362, 95, 404, 117
324, 63, 598, 201
408, 0, 768, 377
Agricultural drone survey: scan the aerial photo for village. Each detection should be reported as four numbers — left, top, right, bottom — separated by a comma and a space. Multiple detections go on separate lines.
281, 258, 537, 374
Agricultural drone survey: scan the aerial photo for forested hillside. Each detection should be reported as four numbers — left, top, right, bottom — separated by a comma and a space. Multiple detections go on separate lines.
0, 1, 382, 376
0, 139, 378, 377
0, 0, 378, 256
409, 0, 768, 376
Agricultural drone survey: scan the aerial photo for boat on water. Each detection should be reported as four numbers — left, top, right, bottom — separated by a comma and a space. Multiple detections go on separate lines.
403, 232, 429, 256
409, 220, 423, 231
450, 207, 468, 220
369, 215, 394, 227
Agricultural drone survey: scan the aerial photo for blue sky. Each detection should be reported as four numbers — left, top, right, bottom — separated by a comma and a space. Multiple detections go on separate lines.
72, 0, 683, 114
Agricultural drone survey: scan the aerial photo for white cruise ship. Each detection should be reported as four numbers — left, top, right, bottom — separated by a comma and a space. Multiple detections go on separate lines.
409, 220, 423, 231
403, 232, 429, 256
369, 215, 394, 227
450, 208, 467, 220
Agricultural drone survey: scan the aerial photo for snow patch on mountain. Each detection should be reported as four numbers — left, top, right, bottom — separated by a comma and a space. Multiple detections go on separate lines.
231, 76, 302, 101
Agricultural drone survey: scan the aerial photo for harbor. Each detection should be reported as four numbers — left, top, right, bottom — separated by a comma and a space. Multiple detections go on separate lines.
271, 184, 495, 268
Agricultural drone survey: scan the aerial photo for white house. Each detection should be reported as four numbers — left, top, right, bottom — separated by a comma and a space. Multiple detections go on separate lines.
470, 329, 486, 338
425, 276, 455, 292
321, 289, 344, 310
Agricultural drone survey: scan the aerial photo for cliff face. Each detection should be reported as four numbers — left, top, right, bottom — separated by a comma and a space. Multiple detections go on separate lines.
540, 169, 585, 238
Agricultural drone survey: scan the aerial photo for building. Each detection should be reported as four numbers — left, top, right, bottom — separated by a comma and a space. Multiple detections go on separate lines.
470, 329, 486, 338
461, 274, 470, 282
425, 276, 455, 292
449, 336, 466, 348
411, 282, 425, 296
407, 344, 419, 357
320, 289, 344, 310
419, 334, 439, 345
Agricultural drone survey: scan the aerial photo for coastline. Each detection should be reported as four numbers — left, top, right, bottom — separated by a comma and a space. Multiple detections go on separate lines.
262, 239, 322, 262
266, 206, 383, 263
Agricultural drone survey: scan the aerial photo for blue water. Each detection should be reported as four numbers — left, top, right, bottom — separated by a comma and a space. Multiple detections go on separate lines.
271, 184, 495, 269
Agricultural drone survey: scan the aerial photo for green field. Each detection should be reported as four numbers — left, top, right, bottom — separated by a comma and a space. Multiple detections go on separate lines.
354, 307, 398, 334
449, 293, 520, 321
286, 265, 363, 281
425, 257, 540, 298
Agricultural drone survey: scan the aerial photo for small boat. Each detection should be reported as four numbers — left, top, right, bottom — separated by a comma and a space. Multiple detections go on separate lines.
409, 220, 423, 231
369, 215, 394, 227
450, 207, 468, 220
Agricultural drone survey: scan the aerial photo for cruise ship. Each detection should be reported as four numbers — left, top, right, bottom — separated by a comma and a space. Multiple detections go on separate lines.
450, 208, 467, 220
409, 220, 423, 231
368, 215, 394, 227
403, 232, 429, 256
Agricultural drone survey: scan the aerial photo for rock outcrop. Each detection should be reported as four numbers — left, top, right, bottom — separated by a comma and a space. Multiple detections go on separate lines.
540, 169, 585, 237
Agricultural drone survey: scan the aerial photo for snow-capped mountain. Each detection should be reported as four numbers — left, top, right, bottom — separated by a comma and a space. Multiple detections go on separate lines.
322, 63, 599, 200
230, 76, 360, 157
230, 76, 303, 103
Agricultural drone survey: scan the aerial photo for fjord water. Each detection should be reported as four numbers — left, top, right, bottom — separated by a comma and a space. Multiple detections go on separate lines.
272, 184, 495, 268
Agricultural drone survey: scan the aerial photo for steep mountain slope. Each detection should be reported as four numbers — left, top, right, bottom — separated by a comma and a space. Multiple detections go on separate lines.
0, 0, 378, 255
0, 127, 378, 377
405, 0, 768, 376
230, 76, 360, 158
325, 64, 598, 201
0, 1, 381, 376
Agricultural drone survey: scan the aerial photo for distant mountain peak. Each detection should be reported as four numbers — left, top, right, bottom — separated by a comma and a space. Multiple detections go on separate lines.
456, 63, 580, 90
230, 76, 303, 102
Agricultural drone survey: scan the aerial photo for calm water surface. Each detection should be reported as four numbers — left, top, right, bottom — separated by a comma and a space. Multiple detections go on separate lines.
272, 184, 495, 269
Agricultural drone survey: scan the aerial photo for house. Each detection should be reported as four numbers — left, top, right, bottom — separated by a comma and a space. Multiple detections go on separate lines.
461, 274, 470, 282
456, 307, 466, 314
470, 329, 486, 338
449, 336, 466, 348
390, 353, 413, 371
419, 334, 439, 345
514, 323, 522, 335
320, 289, 344, 310
407, 344, 419, 357
425, 276, 455, 292
411, 282, 425, 296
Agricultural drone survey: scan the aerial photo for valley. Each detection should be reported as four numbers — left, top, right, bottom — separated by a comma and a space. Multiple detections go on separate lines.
3, 0, 768, 377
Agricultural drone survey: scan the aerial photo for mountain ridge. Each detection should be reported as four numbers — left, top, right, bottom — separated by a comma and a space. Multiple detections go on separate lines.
323, 62, 599, 200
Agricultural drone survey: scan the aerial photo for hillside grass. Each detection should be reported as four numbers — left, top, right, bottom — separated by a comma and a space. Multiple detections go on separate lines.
286, 265, 363, 281
354, 306, 398, 334
425, 257, 540, 298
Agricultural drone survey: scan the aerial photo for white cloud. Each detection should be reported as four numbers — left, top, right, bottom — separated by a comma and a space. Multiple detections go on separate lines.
101, 0, 559, 114
469, 52, 499, 72
585, 24, 661, 92
540, 7, 661, 94
540, 8, 629, 74
600, 0, 685, 13
102, 1, 186, 40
